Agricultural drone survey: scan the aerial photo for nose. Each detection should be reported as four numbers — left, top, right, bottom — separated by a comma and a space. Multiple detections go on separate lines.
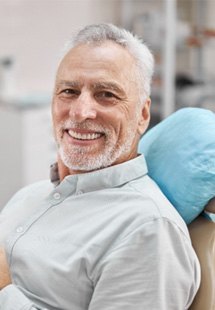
69, 92, 97, 122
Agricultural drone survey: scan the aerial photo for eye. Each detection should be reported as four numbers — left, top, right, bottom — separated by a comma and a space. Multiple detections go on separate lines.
96, 91, 118, 101
102, 91, 115, 98
56, 88, 80, 100
103, 91, 116, 98
60, 89, 78, 95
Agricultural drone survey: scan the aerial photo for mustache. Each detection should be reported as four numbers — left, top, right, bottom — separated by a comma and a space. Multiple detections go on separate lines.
58, 120, 110, 134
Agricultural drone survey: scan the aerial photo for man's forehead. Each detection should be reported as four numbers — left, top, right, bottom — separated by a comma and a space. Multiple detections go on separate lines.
62, 40, 134, 65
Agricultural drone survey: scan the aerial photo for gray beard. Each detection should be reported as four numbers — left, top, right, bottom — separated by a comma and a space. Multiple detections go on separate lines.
58, 122, 137, 171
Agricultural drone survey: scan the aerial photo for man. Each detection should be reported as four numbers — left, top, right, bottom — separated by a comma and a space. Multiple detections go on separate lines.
0, 23, 200, 309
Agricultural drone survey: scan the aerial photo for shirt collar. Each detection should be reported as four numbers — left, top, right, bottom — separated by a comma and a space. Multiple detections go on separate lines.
50, 155, 148, 193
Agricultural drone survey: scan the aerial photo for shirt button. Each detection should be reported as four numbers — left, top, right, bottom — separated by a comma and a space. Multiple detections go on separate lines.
76, 190, 83, 195
16, 226, 24, 233
53, 192, 61, 200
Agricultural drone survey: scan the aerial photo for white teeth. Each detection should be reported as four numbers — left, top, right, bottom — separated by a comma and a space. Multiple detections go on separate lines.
68, 130, 102, 140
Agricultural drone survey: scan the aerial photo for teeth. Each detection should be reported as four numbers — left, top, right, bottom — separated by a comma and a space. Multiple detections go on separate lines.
68, 130, 102, 140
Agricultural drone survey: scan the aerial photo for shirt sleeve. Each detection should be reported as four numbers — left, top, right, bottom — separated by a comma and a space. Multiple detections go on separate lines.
0, 285, 47, 310
88, 218, 201, 310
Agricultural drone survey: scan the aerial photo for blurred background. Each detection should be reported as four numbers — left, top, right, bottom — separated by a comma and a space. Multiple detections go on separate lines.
0, 0, 215, 207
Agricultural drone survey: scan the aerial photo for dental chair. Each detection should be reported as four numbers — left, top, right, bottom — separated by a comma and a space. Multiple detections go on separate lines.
139, 107, 215, 310
188, 198, 215, 309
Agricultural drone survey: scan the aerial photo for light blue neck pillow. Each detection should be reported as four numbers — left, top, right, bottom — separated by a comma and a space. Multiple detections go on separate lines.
138, 107, 215, 224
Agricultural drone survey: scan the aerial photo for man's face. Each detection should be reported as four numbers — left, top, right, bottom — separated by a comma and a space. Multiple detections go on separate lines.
52, 41, 150, 173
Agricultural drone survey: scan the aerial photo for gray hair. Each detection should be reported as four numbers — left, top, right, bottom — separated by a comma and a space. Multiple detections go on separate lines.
63, 23, 154, 103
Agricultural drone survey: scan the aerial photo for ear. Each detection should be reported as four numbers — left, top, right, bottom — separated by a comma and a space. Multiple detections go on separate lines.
137, 98, 151, 135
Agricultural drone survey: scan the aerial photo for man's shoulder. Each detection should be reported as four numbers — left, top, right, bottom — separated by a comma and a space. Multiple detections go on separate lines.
2, 180, 53, 212
14, 179, 52, 197
124, 174, 189, 235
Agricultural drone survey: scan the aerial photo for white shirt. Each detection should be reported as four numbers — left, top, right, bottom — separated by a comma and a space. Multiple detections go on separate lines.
0, 155, 200, 309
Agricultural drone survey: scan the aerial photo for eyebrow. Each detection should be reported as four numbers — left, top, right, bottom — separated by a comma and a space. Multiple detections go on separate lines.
92, 82, 125, 95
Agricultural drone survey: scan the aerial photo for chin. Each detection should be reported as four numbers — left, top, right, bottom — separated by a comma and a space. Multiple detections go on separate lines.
59, 148, 112, 172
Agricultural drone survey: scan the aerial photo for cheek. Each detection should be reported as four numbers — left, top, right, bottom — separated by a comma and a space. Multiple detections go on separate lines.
119, 109, 140, 140
52, 100, 68, 124
104, 111, 123, 134
51, 103, 65, 139
107, 116, 130, 144
104, 105, 135, 136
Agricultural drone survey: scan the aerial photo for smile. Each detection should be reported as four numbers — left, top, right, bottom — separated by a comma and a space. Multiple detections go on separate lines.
67, 129, 103, 140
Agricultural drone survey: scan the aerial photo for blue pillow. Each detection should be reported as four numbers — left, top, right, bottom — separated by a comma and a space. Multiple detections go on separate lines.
138, 107, 215, 224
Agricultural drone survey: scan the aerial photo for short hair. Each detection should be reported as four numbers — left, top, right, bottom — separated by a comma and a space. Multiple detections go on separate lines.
63, 23, 154, 102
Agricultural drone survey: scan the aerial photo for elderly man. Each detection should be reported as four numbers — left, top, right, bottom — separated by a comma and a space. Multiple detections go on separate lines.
0, 24, 200, 309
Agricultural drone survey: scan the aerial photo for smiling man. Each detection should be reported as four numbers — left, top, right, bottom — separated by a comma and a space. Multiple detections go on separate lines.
0, 24, 200, 310
53, 38, 150, 176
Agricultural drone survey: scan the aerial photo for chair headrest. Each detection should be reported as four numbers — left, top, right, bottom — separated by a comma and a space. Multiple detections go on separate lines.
138, 107, 215, 224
